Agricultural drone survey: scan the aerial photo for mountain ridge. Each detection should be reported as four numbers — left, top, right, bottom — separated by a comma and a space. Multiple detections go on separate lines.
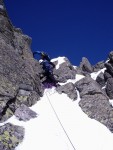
0, 0, 113, 149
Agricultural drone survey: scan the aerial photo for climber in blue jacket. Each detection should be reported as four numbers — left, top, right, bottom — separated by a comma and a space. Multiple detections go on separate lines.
33, 51, 51, 61
33, 51, 57, 84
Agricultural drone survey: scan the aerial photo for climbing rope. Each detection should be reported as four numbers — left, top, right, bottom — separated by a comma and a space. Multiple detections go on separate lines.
45, 92, 76, 150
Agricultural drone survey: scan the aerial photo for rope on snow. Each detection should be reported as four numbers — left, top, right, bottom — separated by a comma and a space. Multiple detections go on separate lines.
45, 92, 76, 150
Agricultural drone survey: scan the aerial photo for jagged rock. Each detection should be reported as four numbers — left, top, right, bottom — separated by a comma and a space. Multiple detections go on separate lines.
53, 57, 76, 82
75, 76, 113, 132
15, 104, 37, 121
75, 77, 104, 97
96, 72, 105, 87
79, 57, 93, 74
0, 123, 24, 150
93, 61, 105, 72
0, 0, 44, 122
0, 108, 14, 123
0, 0, 14, 46
104, 51, 113, 78
14, 90, 40, 109
106, 78, 113, 99
0, 90, 40, 123
0, 96, 13, 120
104, 70, 112, 81
108, 51, 113, 62
103, 51, 113, 99
79, 94, 113, 131
75, 67, 85, 75
0, 75, 17, 98
104, 62, 113, 77
13, 27, 32, 55
56, 82, 77, 100
0, 75, 18, 122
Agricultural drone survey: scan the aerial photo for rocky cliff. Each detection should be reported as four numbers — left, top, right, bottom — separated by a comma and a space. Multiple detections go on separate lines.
0, 0, 44, 122
0, 0, 44, 149
56, 53, 113, 133
1, 0, 113, 149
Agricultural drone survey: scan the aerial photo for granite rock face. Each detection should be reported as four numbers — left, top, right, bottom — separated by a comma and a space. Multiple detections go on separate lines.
79, 57, 93, 74
56, 82, 77, 100
0, 123, 24, 150
96, 72, 105, 87
105, 78, 113, 99
75, 77, 113, 132
0, 0, 43, 122
75, 57, 93, 76
15, 104, 37, 121
93, 61, 105, 72
1, 1, 113, 149
104, 51, 113, 99
53, 57, 76, 82
0, 1, 43, 149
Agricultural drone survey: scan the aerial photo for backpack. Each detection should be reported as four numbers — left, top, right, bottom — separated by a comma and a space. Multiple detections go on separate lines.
41, 60, 54, 72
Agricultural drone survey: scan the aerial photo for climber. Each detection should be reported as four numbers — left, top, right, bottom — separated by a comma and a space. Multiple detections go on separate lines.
33, 51, 51, 61
33, 51, 58, 85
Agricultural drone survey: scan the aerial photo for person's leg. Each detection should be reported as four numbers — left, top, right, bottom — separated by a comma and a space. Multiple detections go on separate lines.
48, 72, 58, 85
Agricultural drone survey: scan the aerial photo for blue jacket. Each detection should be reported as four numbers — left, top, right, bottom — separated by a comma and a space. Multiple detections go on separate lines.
40, 59, 55, 73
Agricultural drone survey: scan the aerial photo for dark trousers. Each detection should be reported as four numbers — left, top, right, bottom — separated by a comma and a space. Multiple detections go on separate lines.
43, 71, 57, 84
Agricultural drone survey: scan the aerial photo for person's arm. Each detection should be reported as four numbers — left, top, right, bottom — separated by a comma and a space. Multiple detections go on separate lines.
33, 51, 41, 57
50, 61, 55, 68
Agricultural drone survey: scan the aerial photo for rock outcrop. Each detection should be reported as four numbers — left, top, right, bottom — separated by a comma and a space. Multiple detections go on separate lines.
93, 61, 105, 72
1, 0, 113, 149
15, 104, 37, 121
0, 0, 43, 122
75, 77, 113, 132
104, 51, 113, 99
0, 123, 24, 150
0, 1, 43, 149
53, 57, 76, 82
79, 57, 93, 75
56, 82, 77, 100
96, 72, 105, 87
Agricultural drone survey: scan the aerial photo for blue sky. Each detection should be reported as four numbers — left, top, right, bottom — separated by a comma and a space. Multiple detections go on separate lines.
4, 0, 113, 65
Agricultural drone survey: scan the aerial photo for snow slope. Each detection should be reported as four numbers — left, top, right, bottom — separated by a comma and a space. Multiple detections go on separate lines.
0, 71, 113, 150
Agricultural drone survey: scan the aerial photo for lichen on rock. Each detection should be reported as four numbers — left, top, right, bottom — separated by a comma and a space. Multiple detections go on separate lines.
0, 123, 24, 150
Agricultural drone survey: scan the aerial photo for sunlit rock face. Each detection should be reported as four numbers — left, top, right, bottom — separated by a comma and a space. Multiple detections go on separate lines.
0, 0, 43, 122
104, 51, 113, 99
1, 0, 113, 149
52, 57, 76, 82
0, 123, 24, 150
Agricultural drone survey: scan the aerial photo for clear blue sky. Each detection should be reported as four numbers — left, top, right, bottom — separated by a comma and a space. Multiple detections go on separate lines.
4, 0, 113, 65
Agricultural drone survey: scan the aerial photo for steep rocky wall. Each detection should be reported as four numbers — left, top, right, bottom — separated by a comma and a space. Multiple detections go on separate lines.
0, 0, 43, 122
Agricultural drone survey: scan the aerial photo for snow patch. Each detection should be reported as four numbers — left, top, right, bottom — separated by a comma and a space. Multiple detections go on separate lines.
91, 68, 106, 80
46, 91, 113, 150
109, 99, 113, 107
75, 74, 85, 82
102, 85, 106, 89
73, 66, 77, 69
0, 75, 113, 150
51, 57, 65, 69
59, 74, 85, 86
